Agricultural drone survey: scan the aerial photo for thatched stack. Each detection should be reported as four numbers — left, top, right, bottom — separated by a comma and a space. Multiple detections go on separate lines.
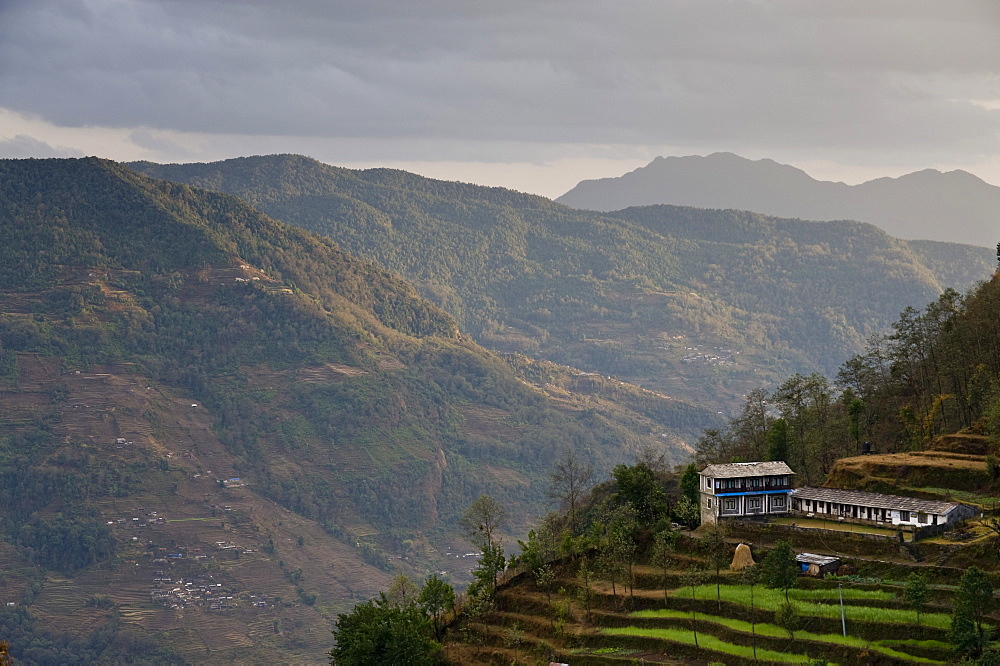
730, 542, 755, 571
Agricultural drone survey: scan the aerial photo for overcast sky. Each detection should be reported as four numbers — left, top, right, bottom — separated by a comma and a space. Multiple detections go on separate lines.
1, 0, 999, 197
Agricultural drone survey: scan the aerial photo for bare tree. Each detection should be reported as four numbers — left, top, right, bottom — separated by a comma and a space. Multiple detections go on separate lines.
548, 448, 594, 531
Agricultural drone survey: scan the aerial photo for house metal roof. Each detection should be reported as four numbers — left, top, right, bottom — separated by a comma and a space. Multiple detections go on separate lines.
796, 553, 840, 566
700, 461, 795, 478
791, 487, 960, 515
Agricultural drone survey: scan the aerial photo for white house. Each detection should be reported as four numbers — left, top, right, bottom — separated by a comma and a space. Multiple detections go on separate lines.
789, 486, 975, 528
699, 461, 796, 524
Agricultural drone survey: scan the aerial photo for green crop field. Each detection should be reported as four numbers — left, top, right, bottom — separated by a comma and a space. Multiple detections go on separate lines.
629, 609, 942, 662
601, 625, 823, 663
669, 583, 951, 629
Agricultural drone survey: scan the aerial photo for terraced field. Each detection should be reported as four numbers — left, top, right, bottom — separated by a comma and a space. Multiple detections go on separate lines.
444, 557, 962, 664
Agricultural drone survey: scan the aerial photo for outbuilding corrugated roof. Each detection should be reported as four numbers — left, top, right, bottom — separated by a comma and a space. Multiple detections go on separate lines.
796, 553, 840, 566
700, 461, 795, 478
791, 487, 960, 515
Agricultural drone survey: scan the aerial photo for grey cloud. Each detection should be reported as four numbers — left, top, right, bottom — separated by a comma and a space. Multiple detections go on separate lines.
0, 135, 85, 158
1, 0, 998, 160
128, 129, 194, 157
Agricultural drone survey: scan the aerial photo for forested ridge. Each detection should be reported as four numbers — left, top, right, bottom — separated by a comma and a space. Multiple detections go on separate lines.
0, 157, 715, 663
698, 269, 1000, 487
132, 155, 995, 412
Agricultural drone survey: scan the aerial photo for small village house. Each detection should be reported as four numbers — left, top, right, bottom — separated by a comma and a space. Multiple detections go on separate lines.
699, 461, 795, 524
789, 486, 975, 528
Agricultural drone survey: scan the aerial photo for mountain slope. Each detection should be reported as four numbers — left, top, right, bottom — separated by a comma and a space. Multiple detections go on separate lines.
0, 157, 708, 663
556, 152, 1000, 247
131, 155, 995, 412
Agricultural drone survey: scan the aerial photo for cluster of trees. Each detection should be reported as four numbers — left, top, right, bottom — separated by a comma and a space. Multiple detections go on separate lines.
697, 274, 1000, 483
329, 574, 456, 665
13, 514, 116, 573
0, 605, 184, 665
949, 566, 997, 661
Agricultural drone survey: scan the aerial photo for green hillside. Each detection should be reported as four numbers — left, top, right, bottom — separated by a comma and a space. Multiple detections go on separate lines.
435, 265, 1000, 666
131, 155, 995, 412
0, 158, 715, 663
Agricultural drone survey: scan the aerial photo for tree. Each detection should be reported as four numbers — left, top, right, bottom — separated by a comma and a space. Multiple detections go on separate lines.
468, 541, 506, 599
680, 567, 704, 648
680, 463, 700, 507
703, 525, 730, 611
951, 566, 994, 658
650, 528, 677, 604
418, 575, 455, 641
461, 494, 507, 597
672, 495, 700, 528
903, 571, 930, 628
765, 418, 790, 462
514, 518, 559, 573
386, 574, 420, 608
611, 462, 667, 526
597, 504, 637, 609
741, 564, 761, 663
576, 556, 595, 623
534, 564, 556, 625
548, 448, 594, 532
460, 494, 507, 552
761, 540, 798, 603
775, 602, 800, 642
330, 593, 440, 665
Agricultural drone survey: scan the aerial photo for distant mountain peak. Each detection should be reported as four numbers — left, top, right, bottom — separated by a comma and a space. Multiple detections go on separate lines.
556, 154, 998, 247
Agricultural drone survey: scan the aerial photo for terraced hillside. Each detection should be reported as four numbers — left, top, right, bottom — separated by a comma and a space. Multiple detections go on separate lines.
445, 538, 970, 664
825, 433, 997, 504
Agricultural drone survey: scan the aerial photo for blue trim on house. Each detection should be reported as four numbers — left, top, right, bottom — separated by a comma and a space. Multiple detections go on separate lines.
715, 489, 792, 497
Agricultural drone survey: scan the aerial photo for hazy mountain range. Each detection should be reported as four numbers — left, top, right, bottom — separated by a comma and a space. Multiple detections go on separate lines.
556, 152, 1000, 248
132, 155, 995, 413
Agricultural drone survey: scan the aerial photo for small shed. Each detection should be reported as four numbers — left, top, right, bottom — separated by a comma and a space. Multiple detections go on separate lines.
796, 553, 840, 577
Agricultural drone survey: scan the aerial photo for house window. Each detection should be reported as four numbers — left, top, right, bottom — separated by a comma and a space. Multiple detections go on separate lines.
724, 498, 737, 511
918, 512, 929, 524
747, 497, 762, 510
771, 495, 786, 509
900, 511, 910, 522
707, 499, 713, 508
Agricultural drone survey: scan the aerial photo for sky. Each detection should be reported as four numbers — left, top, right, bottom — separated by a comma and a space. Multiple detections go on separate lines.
1, 0, 999, 198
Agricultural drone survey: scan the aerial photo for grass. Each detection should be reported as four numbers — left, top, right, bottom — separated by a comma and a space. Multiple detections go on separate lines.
629, 609, 943, 663
601, 625, 823, 663
669, 584, 951, 629
770, 515, 910, 538
919, 488, 999, 508
874, 637, 952, 651
676, 583, 895, 603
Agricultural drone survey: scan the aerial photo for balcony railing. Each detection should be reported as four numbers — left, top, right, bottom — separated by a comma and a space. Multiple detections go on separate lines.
714, 481, 792, 494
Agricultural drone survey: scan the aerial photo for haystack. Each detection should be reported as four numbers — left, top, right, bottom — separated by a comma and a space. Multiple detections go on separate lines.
730, 542, 755, 571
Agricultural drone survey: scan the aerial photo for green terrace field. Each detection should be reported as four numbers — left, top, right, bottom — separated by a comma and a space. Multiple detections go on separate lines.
444, 555, 963, 664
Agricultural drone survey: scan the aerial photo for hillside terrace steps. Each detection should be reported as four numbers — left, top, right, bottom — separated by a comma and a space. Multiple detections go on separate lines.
448, 549, 957, 664
826, 449, 990, 494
